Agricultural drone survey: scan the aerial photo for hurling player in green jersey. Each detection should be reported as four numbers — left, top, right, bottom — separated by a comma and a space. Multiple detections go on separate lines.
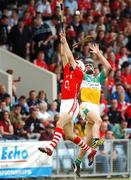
73, 44, 112, 177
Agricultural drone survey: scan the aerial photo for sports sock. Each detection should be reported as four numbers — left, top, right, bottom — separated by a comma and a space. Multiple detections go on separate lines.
75, 158, 82, 166
92, 138, 99, 144
73, 136, 92, 153
50, 127, 64, 150
91, 138, 99, 146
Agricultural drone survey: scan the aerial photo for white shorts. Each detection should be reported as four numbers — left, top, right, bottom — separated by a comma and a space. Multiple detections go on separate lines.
60, 99, 79, 121
80, 102, 100, 115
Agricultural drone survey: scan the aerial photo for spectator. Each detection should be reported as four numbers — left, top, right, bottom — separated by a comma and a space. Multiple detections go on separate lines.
117, 47, 129, 68
121, 62, 131, 94
50, 40, 62, 69
100, 90, 108, 116
48, 101, 59, 120
37, 90, 48, 104
111, 83, 130, 103
6, 69, 21, 100
24, 108, 43, 139
124, 105, 131, 128
0, 84, 10, 101
115, 33, 126, 54
18, 96, 29, 116
23, 10, 33, 27
102, 114, 113, 131
26, 0, 36, 17
66, 25, 76, 49
108, 99, 123, 125
47, 15, 59, 38
64, 6, 72, 25
72, 12, 83, 36
53, 113, 60, 127
117, 91, 129, 117
102, 0, 110, 15
114, 69, 122, 83
82, 15, 95, 36
96, 15, 106, 32
0, 15, 9, 49
27, 90, 38, 108
78, 0, 91, 14
74, 116, 86, 138
64, 0, 78, 15
0, 111, 15, 140
9, 104, 23, 124
99, 121, 108, 139
95, 30, 107, 51
105, 70, 115, 93
3, 94, 13, 112
37, 102, 51, 122
36, 0, 52, 19
0, 101, 8, 113
31, 16, 52, 60
9, 104, 26, 138
9, 18, 31, 59
91, 1, 102, 16
39, 123, 54, 141
33, 50, 49, 70
8, 8, 19, 29
107, 51, 116, 71
54, 91, 62, 112
113, 121, 128, 139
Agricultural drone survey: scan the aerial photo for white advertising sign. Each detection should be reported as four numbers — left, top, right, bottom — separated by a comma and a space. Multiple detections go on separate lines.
0, 141, 52, 178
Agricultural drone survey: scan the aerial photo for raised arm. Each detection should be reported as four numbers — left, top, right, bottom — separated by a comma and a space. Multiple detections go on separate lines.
90, 44, 112, 76
60, 40, 69, 67
60, 32, 77, 70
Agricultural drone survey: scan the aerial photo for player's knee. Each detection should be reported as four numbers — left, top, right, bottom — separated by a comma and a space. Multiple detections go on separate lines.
91, 116, 102, 125
64, 134, 74, 141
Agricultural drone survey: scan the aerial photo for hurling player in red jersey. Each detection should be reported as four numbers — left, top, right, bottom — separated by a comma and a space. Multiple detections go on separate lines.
39, 32, 96, 163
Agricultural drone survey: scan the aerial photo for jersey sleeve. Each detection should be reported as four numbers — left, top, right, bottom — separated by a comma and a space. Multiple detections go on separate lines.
74, 65, 84, 80
97, 70, 106, 84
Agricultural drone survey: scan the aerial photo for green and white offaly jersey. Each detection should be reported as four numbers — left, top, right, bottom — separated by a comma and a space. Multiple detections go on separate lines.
80, 70, 106, 105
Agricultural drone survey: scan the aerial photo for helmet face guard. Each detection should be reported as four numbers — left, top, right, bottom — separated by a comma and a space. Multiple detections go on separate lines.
76, 60, 85, 72
85, 61, 94, 74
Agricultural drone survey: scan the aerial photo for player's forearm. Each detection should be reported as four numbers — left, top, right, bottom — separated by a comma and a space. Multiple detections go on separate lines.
62, 42, 76, 69
62, 40, 74, 60
60, 33, 76, 69
60, 44, 69, 67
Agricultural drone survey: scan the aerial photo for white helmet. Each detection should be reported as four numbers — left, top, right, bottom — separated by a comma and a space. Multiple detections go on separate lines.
76, 60, 85, 72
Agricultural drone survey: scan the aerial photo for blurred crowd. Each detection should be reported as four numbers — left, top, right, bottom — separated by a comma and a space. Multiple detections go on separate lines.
0, 0, 130, 142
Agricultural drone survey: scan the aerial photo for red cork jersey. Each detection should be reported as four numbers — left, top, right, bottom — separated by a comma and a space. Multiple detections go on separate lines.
61, 63, 84, 99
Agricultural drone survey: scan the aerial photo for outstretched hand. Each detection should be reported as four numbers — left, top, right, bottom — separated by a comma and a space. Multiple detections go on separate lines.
89, 44, 100, 54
